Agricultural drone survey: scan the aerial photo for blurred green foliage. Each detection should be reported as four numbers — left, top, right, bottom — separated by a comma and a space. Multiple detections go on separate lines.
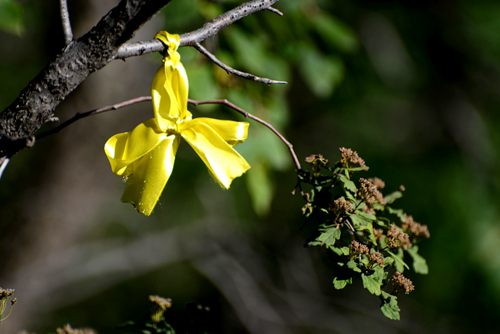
0, 0, 24, 35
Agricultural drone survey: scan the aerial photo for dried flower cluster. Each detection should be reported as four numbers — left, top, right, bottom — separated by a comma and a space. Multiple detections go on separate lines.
358, 178, 387, 206
387, 224, 412, 250
333, 197, 353, 213
339, 148, 366, 167
149, 295, 172, 323
56, 324, 97, 334
372, 228, 384, 241
402, 214, 430, 239
392, 272, 414, 294
0, 287, 16, 323
367, 177, 385, 189
350, 241, 385, 268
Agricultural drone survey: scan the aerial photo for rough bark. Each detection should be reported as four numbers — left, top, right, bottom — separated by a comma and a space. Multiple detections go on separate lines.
0, 0, 171, 158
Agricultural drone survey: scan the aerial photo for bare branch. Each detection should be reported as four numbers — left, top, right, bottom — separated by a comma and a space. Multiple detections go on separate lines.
59, 0, 73, 45
35, 96, 153, 141
193, 42, 287, 85
188, 98, 302, 171
115, 0, 281, 59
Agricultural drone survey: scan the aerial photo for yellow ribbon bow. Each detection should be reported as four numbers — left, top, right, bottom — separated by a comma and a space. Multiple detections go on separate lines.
104, 31, 251, 216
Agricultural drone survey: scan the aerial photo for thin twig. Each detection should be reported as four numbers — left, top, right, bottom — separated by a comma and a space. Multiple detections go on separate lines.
0, 157, 9, 180
193, 42, 287, 85
115, 0, 281, 59
35, 96, 152, 141
59, 0, 73, 45
188, 98, 302, 171
266, 7, 283, 16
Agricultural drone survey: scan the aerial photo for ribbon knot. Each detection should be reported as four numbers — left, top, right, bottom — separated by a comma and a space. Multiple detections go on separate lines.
104, 31, 251, 216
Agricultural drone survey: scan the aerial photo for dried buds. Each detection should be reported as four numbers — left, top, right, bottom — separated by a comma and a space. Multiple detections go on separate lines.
392, 272, 414, 294
387, 225, 412, 250
149, 295, 172, 323
339, 148, 366, 167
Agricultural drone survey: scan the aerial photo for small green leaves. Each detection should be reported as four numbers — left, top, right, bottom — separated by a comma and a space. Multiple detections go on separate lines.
347, 260, 362, 273
333, 277, 352, 290
297, 149, 429, 320
316, 227, 341, 247
361, 273, 381, 296
387, 249, 409, 272
380, 294, 401, 321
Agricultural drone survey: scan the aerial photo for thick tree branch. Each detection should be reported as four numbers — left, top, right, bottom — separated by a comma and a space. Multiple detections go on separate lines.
59, 0, 73, 45
115, 0, 280, 59
0, 0, 171, 158
192, 42, 287, 85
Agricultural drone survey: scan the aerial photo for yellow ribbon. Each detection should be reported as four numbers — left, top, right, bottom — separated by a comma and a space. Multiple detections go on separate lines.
105, 31, 251, 216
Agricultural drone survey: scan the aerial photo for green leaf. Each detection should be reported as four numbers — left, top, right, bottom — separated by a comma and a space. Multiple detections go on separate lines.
358, 223, 377, 245
387, 249, 409, 272
380, 296, 401, 320
333, 277, 352, 289
406, 245, 429, 274
387, 207, 406, 222
384, 256, 395, 266
338, 173, 357, 193
331, 246, 350, 256
384, 191, 403, 204
310, 13, 359, 53
245, 161, 274, 217
361, 273, 382, 295
347, 260, 362, 273
0, 0, 24, 35
316, 227, 341, 246
297, 44, 345, 98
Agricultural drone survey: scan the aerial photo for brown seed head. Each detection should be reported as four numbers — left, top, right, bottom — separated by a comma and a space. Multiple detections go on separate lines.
392, 272, 414, 294
339, 148, 366, 167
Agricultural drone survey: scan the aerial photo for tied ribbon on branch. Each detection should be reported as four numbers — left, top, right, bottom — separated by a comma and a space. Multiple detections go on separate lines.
104, 31, 251, 216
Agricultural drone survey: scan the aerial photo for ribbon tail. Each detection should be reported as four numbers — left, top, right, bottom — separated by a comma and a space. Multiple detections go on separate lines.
181, 122, 251, 189
121, 136, 180, 216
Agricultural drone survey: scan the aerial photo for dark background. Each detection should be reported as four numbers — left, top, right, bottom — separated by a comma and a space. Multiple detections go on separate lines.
1, 0, 499, 333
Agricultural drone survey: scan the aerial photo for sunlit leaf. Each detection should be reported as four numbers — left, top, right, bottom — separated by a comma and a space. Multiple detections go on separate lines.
406, 245, 429, 274
316, 227, 341, 246
387, 249, 409, 272
361, 272, 381, 295
380, 295, 400, 320
333, 277, 352, 289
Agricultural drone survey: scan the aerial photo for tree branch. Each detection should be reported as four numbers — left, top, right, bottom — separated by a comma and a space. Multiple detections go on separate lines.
192, 42, 287, 85
115, 0, 281, 59
0, 0, 172, 158
187, 99, 302, 171
35, 96, 153, 141
59, 0, 73, 45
